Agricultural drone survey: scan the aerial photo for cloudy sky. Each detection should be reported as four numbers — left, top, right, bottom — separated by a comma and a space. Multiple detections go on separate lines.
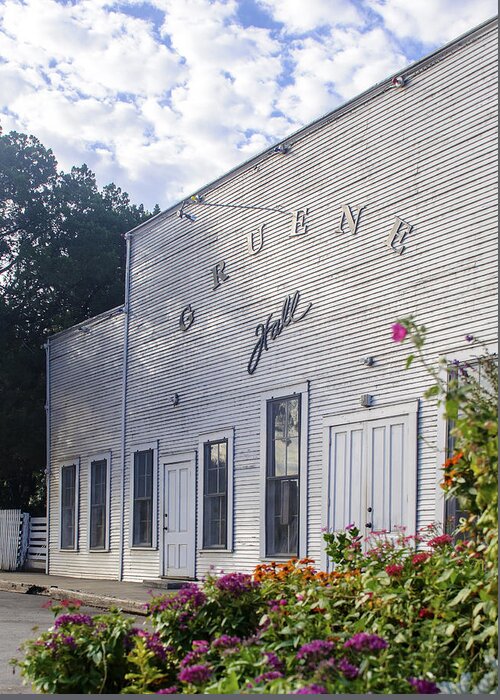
0, 0, 496, 210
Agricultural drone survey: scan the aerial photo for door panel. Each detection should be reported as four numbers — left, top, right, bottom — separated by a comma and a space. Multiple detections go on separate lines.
162, 455, 195, 578
329, 423, 364, 534
366, 416, 408, 534
326, 404, 416, 567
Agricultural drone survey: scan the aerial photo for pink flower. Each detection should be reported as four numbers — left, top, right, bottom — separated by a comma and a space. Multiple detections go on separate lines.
391, 323, 408, 342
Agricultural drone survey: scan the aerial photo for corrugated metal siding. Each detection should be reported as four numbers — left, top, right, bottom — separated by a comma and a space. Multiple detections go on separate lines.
47, 20, 498, 582
48, 310, 124, 579
122, 22, 497, 580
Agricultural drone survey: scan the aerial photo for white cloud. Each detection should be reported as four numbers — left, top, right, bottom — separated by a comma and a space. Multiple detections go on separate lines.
256, 0, 363, 32
0, 0, 495, 210
368, 0, 497, 45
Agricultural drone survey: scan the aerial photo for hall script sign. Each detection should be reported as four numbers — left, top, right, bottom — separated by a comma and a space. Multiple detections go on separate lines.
178, 202, 414, 374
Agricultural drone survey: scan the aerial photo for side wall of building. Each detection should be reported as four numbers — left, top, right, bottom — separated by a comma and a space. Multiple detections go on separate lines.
119, 22, 498, 581
48, 309, 124, 579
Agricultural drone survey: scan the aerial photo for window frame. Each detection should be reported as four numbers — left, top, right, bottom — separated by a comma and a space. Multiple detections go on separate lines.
59, 459, 80, 551
434, 342, 498, 527
87, 451, 111, 552
198, 429, 234, 553
260, 383, 309, 560
130, 441, 158, 550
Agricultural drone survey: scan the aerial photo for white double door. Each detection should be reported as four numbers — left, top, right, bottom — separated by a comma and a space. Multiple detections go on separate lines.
161, 453, 196, 578
324, 401, 418, 559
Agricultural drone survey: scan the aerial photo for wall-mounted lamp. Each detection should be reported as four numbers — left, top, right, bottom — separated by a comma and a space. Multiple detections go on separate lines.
361, 356, 375, 367
360, 394, 374, 408
78, 325, 91, 334
177, 209, 196, 222
273, 144, 290, 154
391, 75, 406, 88
170, 393, 180, 407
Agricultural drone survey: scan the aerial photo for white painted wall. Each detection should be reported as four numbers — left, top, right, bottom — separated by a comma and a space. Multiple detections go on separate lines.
48, 19, 498, 582
48, 308, 124, 579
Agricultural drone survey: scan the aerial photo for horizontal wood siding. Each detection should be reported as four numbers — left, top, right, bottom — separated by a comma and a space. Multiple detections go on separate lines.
122, 22, 497, 580
48, 310, 124, 579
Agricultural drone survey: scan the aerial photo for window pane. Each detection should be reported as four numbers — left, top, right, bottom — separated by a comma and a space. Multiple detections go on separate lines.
266, 478, 298, 556
203, 440, 228, 548
90, 459, 107, 549
61, 465, 76, 549
133, 450, 153, 546
286, 437, 299, 476
274, 439, 286, 476
266, 396, 301, 557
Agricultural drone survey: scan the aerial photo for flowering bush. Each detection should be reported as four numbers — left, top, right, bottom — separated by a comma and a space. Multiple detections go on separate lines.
13, 325, 497, 693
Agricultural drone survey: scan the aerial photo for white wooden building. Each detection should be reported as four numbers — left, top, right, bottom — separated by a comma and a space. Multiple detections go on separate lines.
46, 18, 498, 582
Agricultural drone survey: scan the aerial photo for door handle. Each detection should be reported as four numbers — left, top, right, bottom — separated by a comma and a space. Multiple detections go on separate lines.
164, 513, 168, 530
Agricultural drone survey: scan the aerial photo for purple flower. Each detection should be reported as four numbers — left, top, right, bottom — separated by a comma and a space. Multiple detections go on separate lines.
297, 639, 335, 662
148, 583, 206, 614
214, 572, 259, 596
337, 657, 359, 679
408, 677, 440, 694
212, 634, 240, 650
178, 663, 212, 685
264, 650, 283, 671
54, 613, 93, 629
156, 687, 179, 694
294, 685, 328, 694
254, 671, 283, 684
344, 633, 388, 652
345, 523, 356, 530
180, 640, 210, 668
139, 631, 168, 661
465, 335, 474, 342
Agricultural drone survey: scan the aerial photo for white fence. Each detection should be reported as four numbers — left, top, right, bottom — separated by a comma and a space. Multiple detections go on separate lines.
26, 517, 47, 570
0, 509, 23, 570
0, 510, 47, 571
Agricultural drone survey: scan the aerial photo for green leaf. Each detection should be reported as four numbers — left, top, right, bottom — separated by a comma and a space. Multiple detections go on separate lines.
405, 354, 415, 369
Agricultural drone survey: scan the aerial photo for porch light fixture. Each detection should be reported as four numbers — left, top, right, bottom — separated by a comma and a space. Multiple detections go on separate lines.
361, 356, 375, 366
360, 394, 374, 407
273, 144, 290, 154
170, 393, 180, 407
391, 75, 406, 88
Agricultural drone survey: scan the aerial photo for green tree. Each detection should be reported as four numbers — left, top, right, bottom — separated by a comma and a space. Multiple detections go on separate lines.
0, 129, 157, 511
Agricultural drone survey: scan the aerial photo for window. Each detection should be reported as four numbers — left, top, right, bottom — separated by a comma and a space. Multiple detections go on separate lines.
198, 430, 234, 552
266, 395, 300, 557
89, 457, 108, 550
60, 463, 78, 549
133, 449, 154, 546
203, 440, 228, 549
444, 358, 496, 534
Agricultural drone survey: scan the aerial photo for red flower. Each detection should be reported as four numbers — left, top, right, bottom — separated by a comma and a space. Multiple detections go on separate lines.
412, 552, 431, 566
385, 564, 404, 577
428, 534, 453, 548
418, 608, 434, 619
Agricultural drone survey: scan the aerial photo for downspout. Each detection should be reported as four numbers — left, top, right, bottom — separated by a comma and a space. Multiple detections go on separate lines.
119, 235, 132, 581
44, 338, 51, 574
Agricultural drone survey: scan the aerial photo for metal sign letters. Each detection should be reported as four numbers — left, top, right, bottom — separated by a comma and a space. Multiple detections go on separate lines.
247, 291, 312, 375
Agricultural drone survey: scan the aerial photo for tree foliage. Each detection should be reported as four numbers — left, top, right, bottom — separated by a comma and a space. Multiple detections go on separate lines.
0, 128, 158, 511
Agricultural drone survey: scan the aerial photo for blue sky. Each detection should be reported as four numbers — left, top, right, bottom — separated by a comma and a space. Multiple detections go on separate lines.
0, 0, 496, 210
